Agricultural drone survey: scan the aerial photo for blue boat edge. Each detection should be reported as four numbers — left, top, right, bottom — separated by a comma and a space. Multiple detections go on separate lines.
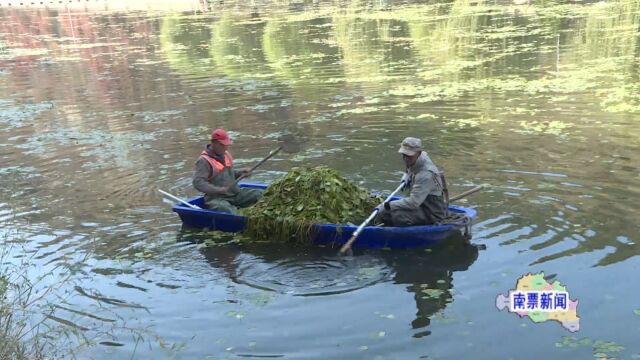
171, 182, 477, 249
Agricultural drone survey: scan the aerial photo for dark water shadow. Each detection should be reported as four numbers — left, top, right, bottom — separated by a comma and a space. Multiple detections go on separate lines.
176, 228, 480, 337
374, 235, 480, 336
176, 227, 394, 296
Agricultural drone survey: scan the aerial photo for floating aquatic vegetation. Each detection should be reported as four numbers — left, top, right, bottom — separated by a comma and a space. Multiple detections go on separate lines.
58, 43, 124, 50
499, 106, 540, 116
184, 125, 211, 141
417, 59, 488, 80
367, 331, 386, 339
136, 110, 183, 124
0, 47, 49, 61
0, 100, 52, 129
374, 311, 396, 320
262, 17, 344, 92
431, 311, 457, 325
238, 291, 277, 307
387, 56, 628, 119
449, 115, 500, 128
241, 166, 380, 244
211, 106, 238, 113
327, 102, 351, 108
290, 147, 343, 161
225, 310, 245, 319
388, 81, 485, 101
555, 336, 626, 359
209, 14, 272, 80
516, 120, 573, 136
415, 113, 439, 120
597, 84, 640, 114
592, 340, 625, 355
17, 127, 161, 169
245, 103, 277, 112
420, 287, 445, 299
337, 106, 381, 115
0, 166, 38, 176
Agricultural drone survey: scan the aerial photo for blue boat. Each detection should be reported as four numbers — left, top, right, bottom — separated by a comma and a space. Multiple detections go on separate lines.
171, 183, 476, 249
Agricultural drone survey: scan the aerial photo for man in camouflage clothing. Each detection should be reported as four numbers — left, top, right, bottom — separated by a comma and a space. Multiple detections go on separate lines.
378, 137, 448, 226
192, 129, 262, 213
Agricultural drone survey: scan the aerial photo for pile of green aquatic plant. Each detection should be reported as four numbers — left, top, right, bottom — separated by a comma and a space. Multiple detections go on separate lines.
241, 166, 380, 243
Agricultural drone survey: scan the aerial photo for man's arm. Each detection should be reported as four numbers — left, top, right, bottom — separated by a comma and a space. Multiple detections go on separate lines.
193, 158, 229, 196
389, 170, 435, 211
233, 168, 252, 179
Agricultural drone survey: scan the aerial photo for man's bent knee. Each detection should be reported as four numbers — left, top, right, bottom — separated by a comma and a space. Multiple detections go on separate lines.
205, 199, 238, 213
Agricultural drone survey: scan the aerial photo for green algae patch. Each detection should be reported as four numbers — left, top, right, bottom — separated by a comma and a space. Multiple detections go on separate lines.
0, 100, 52, 129
555, 336, 626, 359
240, 167, 380, 244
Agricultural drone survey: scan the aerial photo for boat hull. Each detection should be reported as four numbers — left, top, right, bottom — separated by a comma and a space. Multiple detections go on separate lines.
172, 183, 477, 249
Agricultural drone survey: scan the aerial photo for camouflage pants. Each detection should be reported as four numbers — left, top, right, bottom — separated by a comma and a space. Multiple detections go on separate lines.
378, 207, 431, 227
205, 188, 262, 214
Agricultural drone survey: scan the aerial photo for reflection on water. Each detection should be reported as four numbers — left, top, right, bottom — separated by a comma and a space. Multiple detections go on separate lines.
378, 237, 480, 335
1, 0, 639, 358
178, 229, 393, 296
181, 228, 480, 336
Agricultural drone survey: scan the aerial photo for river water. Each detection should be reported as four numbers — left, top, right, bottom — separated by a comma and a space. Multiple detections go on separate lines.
1, 0, 639, 359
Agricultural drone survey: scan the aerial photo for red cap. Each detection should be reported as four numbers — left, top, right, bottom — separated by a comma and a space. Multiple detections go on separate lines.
211, 128, 233, 145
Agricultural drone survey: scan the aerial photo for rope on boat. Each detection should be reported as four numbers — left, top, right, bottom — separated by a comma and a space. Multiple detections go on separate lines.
436, 212, 473, 237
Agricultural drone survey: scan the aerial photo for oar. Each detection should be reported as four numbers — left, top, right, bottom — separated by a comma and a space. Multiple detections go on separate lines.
158, 189, 202, 209
449, 184, 485, 202
338, 183, 485, 255
229, 146, 283, 187
229, 134, 304, 188
338, 180, 406, 256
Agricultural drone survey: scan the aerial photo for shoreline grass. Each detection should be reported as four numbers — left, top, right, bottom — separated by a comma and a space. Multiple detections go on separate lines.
0, 229, 82, 360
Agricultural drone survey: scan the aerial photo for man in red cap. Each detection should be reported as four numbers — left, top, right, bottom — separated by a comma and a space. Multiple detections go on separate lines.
192, 129, 262, 213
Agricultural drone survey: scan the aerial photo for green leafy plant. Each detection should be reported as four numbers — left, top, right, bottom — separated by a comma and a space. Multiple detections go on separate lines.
241, 166, 381, 243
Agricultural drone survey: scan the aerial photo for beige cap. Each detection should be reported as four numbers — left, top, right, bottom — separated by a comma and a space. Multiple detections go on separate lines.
398, 137, 422, 156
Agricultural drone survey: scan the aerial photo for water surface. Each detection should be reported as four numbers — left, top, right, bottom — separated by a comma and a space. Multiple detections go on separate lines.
1, 0, 639, 358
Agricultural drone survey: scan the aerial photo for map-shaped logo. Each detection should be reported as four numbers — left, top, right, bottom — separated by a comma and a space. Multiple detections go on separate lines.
496, 272, 579, 332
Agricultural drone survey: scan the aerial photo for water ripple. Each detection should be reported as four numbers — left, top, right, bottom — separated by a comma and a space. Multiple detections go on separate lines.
234, 253, 392, 296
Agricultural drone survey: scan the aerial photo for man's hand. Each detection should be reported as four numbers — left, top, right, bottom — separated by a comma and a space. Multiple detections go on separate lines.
400, 172, 412, 191
375, 202, 391, 212
236, 168, 252, 179
221, 184, 236, 195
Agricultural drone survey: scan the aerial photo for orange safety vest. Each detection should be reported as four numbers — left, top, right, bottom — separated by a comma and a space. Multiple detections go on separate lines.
199, 150, 233, 180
